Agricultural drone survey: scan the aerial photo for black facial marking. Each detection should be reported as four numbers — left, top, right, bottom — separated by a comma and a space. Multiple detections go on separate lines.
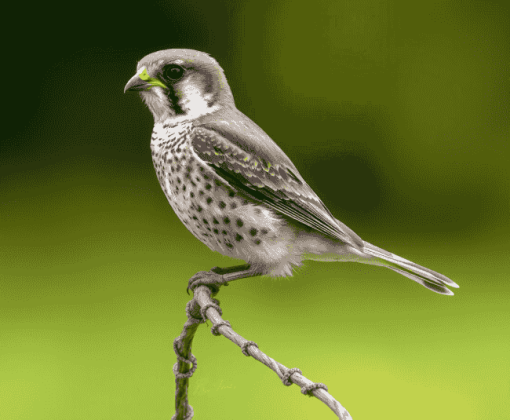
166, 85, 185, 115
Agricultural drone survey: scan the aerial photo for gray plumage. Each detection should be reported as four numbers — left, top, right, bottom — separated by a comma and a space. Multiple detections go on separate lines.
125, 48, 459, 295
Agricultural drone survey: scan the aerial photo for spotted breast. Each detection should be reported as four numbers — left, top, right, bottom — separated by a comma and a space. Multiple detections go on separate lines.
150, 122, 301, 275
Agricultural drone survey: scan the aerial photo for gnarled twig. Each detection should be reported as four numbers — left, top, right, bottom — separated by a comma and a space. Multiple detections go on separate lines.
172, 285, 353, 420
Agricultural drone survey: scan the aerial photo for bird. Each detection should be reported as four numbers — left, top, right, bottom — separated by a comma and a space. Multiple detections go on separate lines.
124, 48, 459, 295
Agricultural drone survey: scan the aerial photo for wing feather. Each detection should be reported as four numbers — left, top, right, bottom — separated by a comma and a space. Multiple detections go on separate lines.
191, 110, 363, 249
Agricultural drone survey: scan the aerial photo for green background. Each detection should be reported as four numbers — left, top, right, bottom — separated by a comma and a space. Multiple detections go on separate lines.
1, 0, 509, 419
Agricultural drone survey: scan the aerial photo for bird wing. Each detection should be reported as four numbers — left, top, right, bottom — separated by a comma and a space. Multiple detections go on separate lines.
191, 109, 364, 250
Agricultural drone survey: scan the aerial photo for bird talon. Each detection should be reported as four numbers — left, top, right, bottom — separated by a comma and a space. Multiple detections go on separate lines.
187, 269, 226, 295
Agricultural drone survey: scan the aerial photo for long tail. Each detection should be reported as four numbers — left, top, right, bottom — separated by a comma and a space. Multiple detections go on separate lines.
362, 241, 459, 295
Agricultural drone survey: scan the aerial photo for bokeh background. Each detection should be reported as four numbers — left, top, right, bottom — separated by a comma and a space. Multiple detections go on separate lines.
1, 0, 509, 419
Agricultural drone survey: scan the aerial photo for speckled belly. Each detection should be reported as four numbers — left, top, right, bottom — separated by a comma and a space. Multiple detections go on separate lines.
150, 122, 291, 266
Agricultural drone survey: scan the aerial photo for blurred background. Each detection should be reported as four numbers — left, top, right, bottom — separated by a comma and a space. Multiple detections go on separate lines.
1, 0, 509, 419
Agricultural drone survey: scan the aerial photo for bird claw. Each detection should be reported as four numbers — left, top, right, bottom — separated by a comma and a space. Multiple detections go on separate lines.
187, 269, 228, 295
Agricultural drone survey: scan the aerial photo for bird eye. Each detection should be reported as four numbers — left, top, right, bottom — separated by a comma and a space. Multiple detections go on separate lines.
163, 64, 185, 81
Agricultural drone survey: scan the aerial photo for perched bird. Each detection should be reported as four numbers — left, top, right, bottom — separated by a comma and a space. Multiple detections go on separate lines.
124, 48, 459, 295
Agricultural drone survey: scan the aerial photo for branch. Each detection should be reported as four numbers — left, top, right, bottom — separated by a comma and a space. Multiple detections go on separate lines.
172, 285, 353, 420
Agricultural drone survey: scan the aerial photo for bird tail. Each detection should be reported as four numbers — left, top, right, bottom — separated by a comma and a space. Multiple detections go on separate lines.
362, 241, 459, 295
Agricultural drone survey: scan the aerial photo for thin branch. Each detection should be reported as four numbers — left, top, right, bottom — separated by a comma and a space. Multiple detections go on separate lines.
172, 284, 353, 419
171, 299, 205, 420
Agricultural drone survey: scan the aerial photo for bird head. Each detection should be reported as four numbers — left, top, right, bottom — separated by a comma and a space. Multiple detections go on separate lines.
124, 49, 235, 123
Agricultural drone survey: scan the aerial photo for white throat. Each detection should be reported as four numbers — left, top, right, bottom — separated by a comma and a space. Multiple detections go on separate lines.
142, 86, 222, 124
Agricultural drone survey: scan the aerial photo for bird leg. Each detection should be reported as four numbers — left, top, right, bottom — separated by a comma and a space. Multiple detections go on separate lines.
187, 264, 262, 295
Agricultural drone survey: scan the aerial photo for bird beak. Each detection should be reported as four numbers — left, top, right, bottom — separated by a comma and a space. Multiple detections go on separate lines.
124, 67, 168, 93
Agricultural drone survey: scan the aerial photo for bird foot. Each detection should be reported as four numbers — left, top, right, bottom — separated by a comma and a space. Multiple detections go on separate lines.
187, 267, 229, 295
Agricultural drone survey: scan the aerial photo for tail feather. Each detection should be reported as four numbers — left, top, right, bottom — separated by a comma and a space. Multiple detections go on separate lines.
362, 241, 459, 295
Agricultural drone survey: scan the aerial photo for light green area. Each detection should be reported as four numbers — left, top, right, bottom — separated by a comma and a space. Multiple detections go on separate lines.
138, 68, 167, 90
215, 67, 225, 89
1, 155, 508, 420
262, 161, 272, 171
1, 0, 509, 419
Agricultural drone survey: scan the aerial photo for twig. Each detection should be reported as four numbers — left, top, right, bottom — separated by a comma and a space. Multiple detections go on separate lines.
172, 285, 353, 419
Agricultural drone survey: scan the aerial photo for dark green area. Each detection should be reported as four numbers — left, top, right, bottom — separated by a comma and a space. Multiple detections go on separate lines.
1, 0, 509, 419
